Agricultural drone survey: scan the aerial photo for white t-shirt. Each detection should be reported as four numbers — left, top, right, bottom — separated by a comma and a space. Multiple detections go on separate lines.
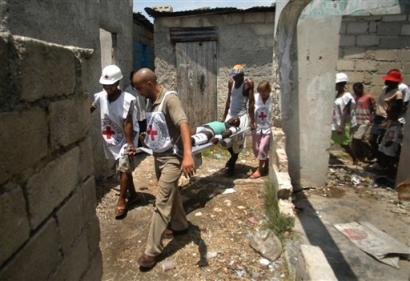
92, 90, 139, 160
332, 92, 356, 131
124, 85, 148, 121
399, 83, 410, 103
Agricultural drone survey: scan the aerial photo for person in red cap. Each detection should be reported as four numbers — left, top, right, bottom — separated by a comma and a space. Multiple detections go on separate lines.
370, 69, 404, 160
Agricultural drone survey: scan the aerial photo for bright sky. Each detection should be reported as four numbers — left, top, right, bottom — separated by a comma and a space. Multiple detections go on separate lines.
134, 0, 275, 20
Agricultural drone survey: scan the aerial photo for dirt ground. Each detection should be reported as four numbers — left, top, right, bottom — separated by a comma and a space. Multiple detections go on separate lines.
96, 143, 289, 281
291, 145, 410, 281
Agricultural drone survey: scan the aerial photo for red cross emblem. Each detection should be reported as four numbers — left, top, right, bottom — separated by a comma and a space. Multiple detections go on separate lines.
102, 126, 115, 139
258, 111, 267, 121
147, 125, 158, 140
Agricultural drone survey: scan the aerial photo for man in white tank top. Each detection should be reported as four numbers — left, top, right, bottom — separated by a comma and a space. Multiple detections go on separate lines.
222, 64, 255, 175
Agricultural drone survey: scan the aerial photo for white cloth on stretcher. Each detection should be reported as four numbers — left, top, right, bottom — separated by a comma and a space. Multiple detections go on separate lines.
225, 113, 249, 153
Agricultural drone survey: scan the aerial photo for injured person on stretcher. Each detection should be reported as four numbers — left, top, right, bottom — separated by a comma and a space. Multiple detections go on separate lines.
191, 117, 240, 146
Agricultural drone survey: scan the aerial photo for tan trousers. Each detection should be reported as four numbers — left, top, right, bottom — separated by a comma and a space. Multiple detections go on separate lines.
145, 155, 188, 256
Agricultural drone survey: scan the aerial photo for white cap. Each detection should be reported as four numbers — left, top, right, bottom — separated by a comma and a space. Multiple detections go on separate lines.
99, 65, 123, 85
336, 72, 348, 84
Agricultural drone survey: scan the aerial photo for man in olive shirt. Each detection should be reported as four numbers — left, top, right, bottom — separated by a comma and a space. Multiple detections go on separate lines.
132, 68, 195, 269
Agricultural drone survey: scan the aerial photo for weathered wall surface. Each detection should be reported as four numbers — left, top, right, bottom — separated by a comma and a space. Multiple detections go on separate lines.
337, 13, 410, 95
154, 11, 277, 118
0, 34, 101, 281
0, 0, 133, 279
4, 0, 134, 179
276, 0, 409, 188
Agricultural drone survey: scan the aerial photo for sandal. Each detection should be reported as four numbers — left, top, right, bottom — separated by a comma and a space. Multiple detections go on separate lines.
115, 206, 127, 220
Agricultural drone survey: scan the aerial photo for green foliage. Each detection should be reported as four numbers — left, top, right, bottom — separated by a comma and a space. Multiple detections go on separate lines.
264, 181, 294, 240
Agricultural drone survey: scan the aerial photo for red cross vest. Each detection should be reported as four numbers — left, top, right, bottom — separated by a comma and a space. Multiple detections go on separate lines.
254, 92, 272, 134
144, 91, 176, 153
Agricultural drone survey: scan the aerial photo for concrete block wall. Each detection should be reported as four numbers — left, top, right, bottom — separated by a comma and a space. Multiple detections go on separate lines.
338, 14, 410, 95
154, 11, 278, 120
0, 34, 101, 281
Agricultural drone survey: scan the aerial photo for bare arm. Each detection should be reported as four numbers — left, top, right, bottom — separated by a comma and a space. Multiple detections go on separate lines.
223, 80, 233, 121
123, 111, 136, 155
246, 80, 255, 128
180, 121, 195, 178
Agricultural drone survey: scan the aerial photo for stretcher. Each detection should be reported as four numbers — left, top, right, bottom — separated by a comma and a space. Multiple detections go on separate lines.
136, 127, 251, 156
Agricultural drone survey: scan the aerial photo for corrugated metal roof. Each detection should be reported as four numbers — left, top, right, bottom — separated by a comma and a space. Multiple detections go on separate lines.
133, 12, 153, 31
145, 6, 275, 19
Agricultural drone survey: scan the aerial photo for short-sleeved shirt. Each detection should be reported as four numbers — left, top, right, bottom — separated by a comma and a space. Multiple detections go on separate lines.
149, 88, 187, 150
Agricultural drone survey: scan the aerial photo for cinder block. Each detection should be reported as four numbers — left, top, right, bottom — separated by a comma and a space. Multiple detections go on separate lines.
377, 22, 402, 35
344, 71, 365, 84
377, 62, 402, 74
341, 47, 366, 59
339, 35, 355, 47
337, 60, 355, 71
339, 23, 347, 34
357, 35, 379, 46
368, 49, 399, 61
0, 218, 62, 281
355, 60, 377, 72
379, 37, 402, 49
369, 22, 377, 33
398, 49, 410, 62
79, 137, 95, 181
81, 176, 97, 222
26, 147, 80, 229
56, 190, 84, 254
85, 215, 101, 256
0, 110, 48, 184
80, 250, 102, 281
52, 233, 89, 281
347, 22, 368, 34
401, 24, 410, 35
382, 15, 407, 22
14, 37, 76, 102
0, 35, 9, 106
49, 97, 90, 150
0, 185, 30, 266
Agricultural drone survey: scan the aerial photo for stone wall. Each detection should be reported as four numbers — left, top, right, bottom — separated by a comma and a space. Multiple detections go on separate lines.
337, 13, 410, 95
154, 11, 277, 119
0, 34, 101, 281
2, 0, 134, 179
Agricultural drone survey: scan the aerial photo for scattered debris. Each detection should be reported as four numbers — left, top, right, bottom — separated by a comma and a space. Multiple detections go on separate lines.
206, 251, 218, 259
194, 212, 202, 217
222, 188, 236, 194
259, 257, 271, 266
161, 260, 177, 271
351, 175, 361, 186
249, 229, 282, 261
335, 221, 410, 268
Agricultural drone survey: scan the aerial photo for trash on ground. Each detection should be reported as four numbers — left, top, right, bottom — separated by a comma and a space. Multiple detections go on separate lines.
206, 251, 218, 259
334, 221, 410, 268
249, 229, 282, 261
222, 188, 236, 194
259, 257, 270, 266
161, 260, 176, 271
194, 212, 202, 217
